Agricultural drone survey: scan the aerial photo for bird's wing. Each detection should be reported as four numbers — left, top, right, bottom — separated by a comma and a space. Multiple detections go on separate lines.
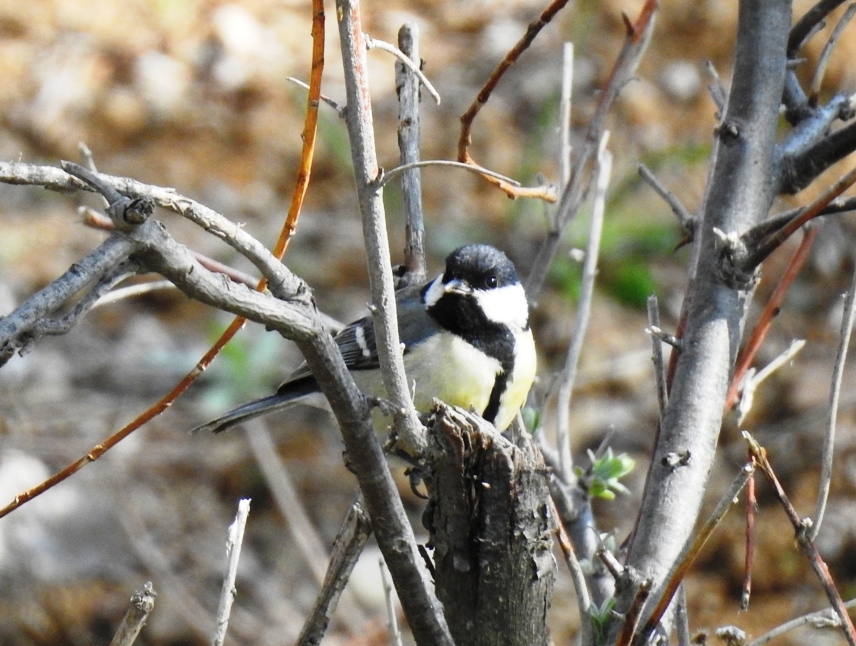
278, 284, 438, 389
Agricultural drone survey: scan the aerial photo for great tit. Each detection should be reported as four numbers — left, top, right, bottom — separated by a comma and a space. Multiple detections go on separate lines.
194, 244, 536, 435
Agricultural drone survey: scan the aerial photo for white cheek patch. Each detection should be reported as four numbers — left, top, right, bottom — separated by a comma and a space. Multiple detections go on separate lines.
475, 283, 530, 330
422, 274, 446, 307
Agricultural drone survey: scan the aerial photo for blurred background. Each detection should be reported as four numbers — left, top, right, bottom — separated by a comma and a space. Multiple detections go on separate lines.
1, 0, 856, 644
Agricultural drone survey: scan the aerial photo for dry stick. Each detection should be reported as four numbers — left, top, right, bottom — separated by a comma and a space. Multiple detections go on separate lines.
747, 597, 856, 646
336, 3, 452, 644
808, 3, 856, 101
635, 463, 756, 643
725, 225, 817, 412
379, 558, 404, 646
741, 459, 757, 611
616, 580, 653, 646
526, 0, 657, 299
297, 499, 373, 646
637, 163, 693, 231
789, 0, 850, 55
744, 431, 856, 646
211, 499, 251, 646
396, 22, 427, 284
555, 136, 612, 481
83, 207, 263, 289
746, 163, 856, 270
675, 584, 690, 646
559, 42, 574, 189
0, 3, 324, 520
457, 0, 573, 200
119, 504, 218, 640
706, 60, 727, 115
109, 582, 157, 646
378, 160, 520, 188
646, 296, 669, 423
286, 77, 345, 117
809, 262, 856, 541
337, 0, 425, 454
0, 233, 134, 358
365, 34, 440, 105
735, 339, 806, 425
549, 498, 593, 646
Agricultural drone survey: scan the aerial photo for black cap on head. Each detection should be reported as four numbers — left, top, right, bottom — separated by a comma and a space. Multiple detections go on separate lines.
443, 244, 519, 290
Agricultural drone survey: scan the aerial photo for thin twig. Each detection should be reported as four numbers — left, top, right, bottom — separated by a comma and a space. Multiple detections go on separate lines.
286, 77, 345, 117
808, 3, 856, 101
747, 598, 856, 646
380, 558, 404, 646
675, 584, 690, 646
549, 498, 593, 646
789, 0, 849, 56
365, 34, 440, 105
742, 461, 757, 611
559, 42, 574, 189
211, 499, 251, 646
637, 163, 693, 230
377, 159, 522, 188
109, 582, 157, 646
706, 60, 727, 114
396, 22, 427, 284
727, 225, 816, 412
745, 164, 856, 270
736, 339, 806, 425
555, 136, 612, 481
525, 0, 657, 299
637, 462, 756, 642
457, 0, 573, 200
809, 262, 856, 540
646, 296, 668, 423
297, 498, 373, 646
744, 431, 856, 646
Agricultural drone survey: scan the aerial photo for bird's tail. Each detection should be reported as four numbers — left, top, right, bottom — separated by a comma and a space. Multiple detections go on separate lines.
192, 378, 319, 434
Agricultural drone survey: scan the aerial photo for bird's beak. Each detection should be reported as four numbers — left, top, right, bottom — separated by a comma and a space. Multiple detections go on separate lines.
444, 278, 473, 296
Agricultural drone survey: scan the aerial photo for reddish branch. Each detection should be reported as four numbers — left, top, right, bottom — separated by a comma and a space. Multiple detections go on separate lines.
745, 433, 856, 646
726, 225, 817, 412
456, 0, 572, 200
0, 2, 325, 520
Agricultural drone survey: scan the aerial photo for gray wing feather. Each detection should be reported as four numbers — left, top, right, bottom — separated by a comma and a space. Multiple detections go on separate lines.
281, 284, 439, 386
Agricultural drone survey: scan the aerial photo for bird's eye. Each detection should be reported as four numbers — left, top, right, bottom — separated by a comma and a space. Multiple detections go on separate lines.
484, 274, 498, 288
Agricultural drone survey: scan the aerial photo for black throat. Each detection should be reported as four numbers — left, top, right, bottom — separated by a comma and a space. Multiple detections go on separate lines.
423, 286, 515, 424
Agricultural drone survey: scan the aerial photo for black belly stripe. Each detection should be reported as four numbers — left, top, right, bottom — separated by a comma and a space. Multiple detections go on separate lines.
424, 286, 518, 424
482, 372, 508, 424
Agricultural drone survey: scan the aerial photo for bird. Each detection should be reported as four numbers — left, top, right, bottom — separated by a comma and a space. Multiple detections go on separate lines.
193, 243, 537, 435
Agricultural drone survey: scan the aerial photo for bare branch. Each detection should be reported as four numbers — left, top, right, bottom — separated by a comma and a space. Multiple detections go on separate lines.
646, 296, 669, 424
809, 263, 856, 540
297, 499, 373, 646
555, 136, 611, 481
747, 598, 856, 646
336, 3, 452, 643
637, 163, 693, 230
286, 77, 346, 117
525, 0, 657, 300
109, 582, 157, 646
396, 23, 427, 285
366, 34, 440, 105
211, 499, 251, 646
808, 3, 856, 100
